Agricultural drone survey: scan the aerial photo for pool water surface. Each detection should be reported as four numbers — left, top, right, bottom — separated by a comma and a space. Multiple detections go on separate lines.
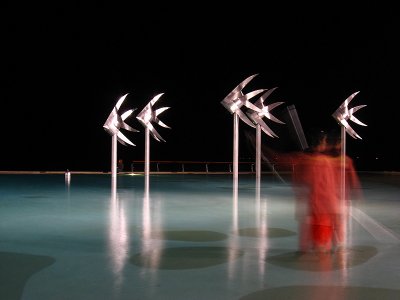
0, 173, 399, 299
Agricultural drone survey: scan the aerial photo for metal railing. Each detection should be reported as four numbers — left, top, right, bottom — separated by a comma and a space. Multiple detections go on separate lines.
127, 160, 295, 174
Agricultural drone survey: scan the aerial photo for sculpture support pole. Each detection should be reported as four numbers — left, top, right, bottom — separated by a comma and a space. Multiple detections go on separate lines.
332, 91, 367, 251
104, 94, 137, 180
136, 93, 169, 178
145, 127, 150, 177
221, 75, 266, 182
233, 113, 239, 181
111, 135, 117, 178
341, 126, 346, 203
256, 124, 261, 180
341, 125, 348, 245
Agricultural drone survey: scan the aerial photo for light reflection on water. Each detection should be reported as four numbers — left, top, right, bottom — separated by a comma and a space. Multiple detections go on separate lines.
108, 178, 129, 290
0, 173, 397, 299
139, 174, 164, 291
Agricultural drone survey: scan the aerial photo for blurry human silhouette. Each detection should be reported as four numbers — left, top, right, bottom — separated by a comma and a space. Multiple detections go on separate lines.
326, 130, 363, 250
252, 129, 346, 253
304, 131, 339, 253
245, 127, 363, 253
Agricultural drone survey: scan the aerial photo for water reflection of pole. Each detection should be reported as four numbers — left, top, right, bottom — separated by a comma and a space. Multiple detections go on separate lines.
255, 177, 261, 225
111, 176, 117, 202
228, 177, 239, 279
232, 178, 239, 234
143, 174, 151, 240
255, 177, 268, 277
108, 177, 129, 291
141, 174, 162, 279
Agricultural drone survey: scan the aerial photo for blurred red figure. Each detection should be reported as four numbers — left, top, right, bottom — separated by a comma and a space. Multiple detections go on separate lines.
260, 130, 340, 253
248, 128, 361, 253
297, 132, 339, 253
326, 132, 362, 250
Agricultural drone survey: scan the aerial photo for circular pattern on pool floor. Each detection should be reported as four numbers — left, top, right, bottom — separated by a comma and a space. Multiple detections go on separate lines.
0, 251, 55, 300
130, 246, 243, 270
238, 227, 296, 238
239, 286, 400, 300
266, 245, 378, 271
150, 230, 228, 242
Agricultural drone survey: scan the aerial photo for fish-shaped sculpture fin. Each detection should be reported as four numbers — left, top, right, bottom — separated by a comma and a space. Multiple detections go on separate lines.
221, 74, 260, 114
258, 117, 278, 138
245, 88, 285, 138
154, 107, 171, 128
103, 93, 138, 146
117, 131, 135, 146
223, 74, 259, 101
332, 91, 367, 139
136, 93, 170, 142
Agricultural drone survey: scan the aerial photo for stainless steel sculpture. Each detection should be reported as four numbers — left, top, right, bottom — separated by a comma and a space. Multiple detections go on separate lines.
332, 91, 367, 240
332, 91, 367, 140
103, 93, 139, 178
136, 93, 170, 177
246, 87, 285, 179
221, 74, 266, 181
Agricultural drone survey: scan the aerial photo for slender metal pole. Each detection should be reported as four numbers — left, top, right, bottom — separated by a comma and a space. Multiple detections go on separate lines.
341, 126, 350, 250
145, 127, 150, 177
256, 124, 261, 180
233, 113, 239, 181
341, 126, 346, 204
111, 135, 117, 178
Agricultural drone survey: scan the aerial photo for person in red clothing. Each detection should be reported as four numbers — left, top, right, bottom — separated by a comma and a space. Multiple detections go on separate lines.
247, 128, 356, 253
326, 131, 363, 250
298, 130, 339, 253
257, 128, 340, 253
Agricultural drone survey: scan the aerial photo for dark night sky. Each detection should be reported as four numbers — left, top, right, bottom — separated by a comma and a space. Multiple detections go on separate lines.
2, 3, 399, 172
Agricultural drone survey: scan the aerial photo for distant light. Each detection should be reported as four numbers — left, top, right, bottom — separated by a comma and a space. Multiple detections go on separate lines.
65, 170, 71, 185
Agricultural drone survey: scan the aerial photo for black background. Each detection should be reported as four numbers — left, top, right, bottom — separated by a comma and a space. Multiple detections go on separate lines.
2, 3, 399, 171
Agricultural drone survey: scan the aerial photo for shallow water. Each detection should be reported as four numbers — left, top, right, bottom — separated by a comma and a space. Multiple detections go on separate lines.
0, 173, 399, 300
